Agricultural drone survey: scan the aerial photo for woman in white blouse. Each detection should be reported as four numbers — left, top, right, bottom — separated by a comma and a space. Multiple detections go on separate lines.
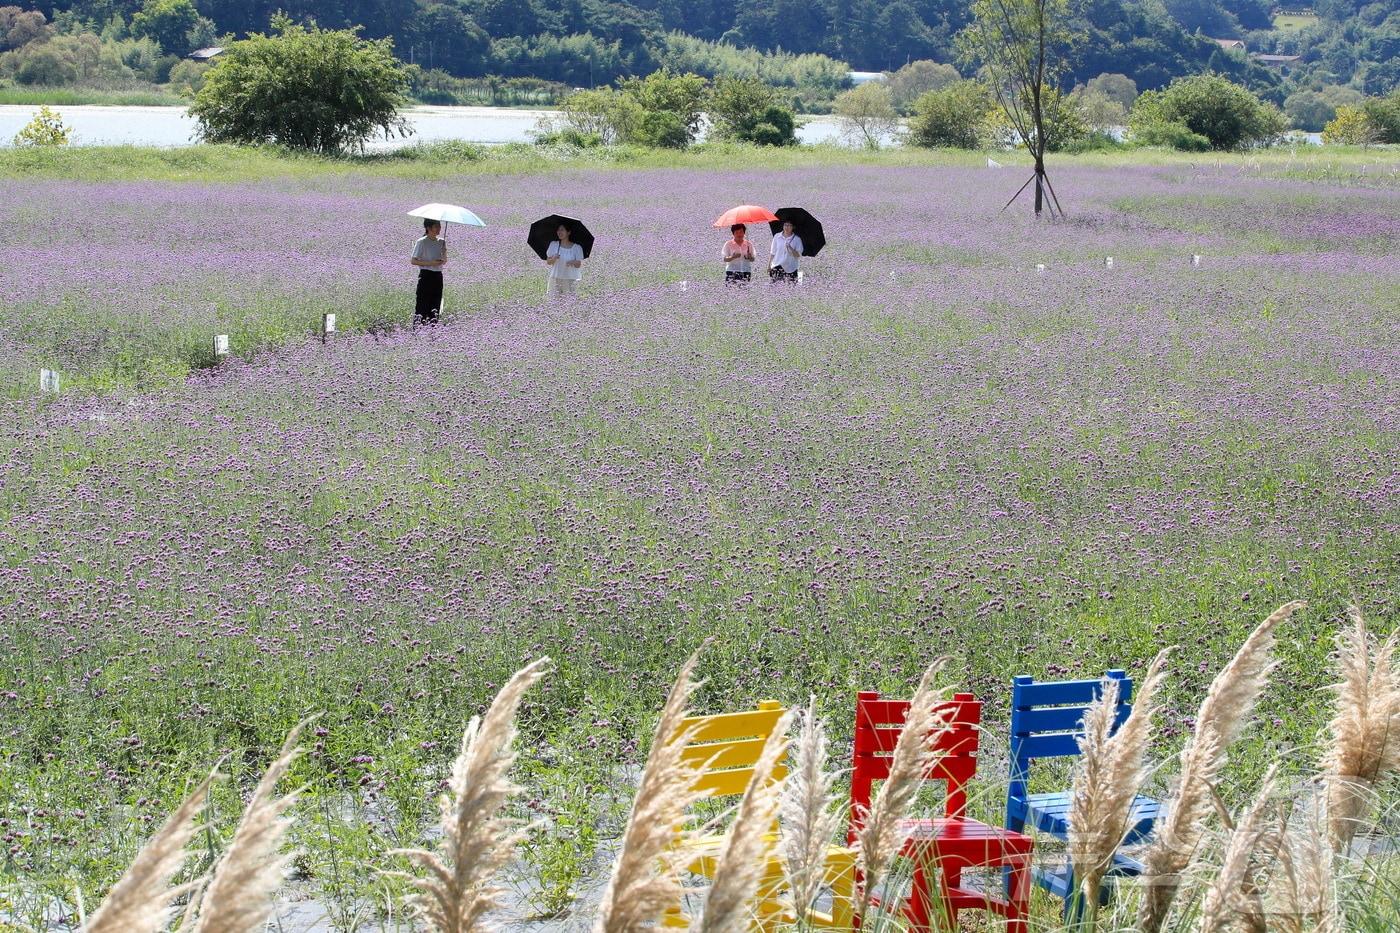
769, 219, 802, 283
545, 222, 585, 298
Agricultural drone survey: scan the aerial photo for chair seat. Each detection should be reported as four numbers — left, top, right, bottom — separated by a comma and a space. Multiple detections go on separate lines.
1015, 791, 1162, 844
899, 817, 1035, 863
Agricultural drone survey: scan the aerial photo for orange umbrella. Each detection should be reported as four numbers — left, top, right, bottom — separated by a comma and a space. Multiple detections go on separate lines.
713, 205, 779, 228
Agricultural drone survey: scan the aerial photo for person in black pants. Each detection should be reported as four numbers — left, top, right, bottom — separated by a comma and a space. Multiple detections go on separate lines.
411, 219, 447, 324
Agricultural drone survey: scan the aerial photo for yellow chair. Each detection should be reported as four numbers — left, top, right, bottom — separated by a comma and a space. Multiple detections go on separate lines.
663, 700, 858, 931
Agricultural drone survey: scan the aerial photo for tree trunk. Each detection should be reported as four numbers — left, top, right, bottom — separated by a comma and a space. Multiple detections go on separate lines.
1034, 158, 1045, 216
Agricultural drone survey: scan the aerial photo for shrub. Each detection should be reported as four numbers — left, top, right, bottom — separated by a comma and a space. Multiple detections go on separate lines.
190, 16, 409, 155
1131, 120, 1212, 151
907, 80, 994, 149
1359, 90, 1400, 143
707, 76, 798, 146
12, 104, 70, 145
555, 87, 641, 146
617, 69, 707, 146
1036, 86, 1090, 153
166, 57, 207, 97
886, 60, 959, 113
532, 127, 603, 148
833, 82, 899, 149
1322, 104, 1378, 145
1128, 73, 1288, 150
632, 109, 690, 149
11, 44, 76, 84
1284, 89, 1336, 133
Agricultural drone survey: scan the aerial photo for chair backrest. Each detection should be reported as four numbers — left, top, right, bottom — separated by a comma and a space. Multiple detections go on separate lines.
677, 700, 789, 805
849, 690, 981, 839
1007, 671, 1133, 799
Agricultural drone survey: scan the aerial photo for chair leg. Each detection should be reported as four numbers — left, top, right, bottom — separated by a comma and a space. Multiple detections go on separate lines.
1005, 855, 1031, 933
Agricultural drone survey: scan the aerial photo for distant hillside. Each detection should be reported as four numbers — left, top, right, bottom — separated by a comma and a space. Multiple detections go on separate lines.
26, 0, 1400, 96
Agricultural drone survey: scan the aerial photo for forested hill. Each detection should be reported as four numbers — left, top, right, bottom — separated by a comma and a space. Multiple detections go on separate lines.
29, 0, 1400, 95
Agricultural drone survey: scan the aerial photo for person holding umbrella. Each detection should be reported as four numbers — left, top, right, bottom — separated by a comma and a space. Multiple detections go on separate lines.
528, 215, 593, 302
722, 224, 756, 285
410, 218, 447, 323
769, 219, 803, 283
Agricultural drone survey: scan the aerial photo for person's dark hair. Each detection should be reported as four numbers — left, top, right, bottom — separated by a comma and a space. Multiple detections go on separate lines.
731, 223, 746, 234
424, 218, 440, 232
556, 220, 573, 237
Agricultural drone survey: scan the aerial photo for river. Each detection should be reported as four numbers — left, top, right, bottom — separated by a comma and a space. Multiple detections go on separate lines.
0, 103, 852, 148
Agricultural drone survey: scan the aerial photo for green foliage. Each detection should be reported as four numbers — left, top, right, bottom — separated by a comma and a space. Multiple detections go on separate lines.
190, 17, 409, 155
130, 0, 211, 56
1321, 105, 1377, 145
706, 75, 798, 146
1131, 119, 1212, 150
1359, 90, 1400, 143
617, 69, 708, 145
1129, 73, 1288, 150
1283, 86, 1365, 132
1036, 86, 1091, 152
165, 57, 207, 97
886, 59, 961, 114
833, 82, 899, 149
555, 87, 642, 145
11, 104, 70, 145
907, 79, 995, 149
656, 32, 850, 109
0, 6, 50, 51
405, 67, 566, 106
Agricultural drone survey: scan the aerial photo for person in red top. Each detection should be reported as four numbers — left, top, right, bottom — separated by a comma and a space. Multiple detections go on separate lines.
722, 223, 757, 285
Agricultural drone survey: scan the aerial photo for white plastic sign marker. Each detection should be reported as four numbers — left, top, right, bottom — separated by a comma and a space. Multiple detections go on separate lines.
679, 280, 689, 291
39, 369, 59, 393
323, 312, 336, 335
213, 334, 229, 357
797, 270, 805, 283
1192, 254, 1202, 267
1036, 264, 1046, 274
1105, 256, 1114, 269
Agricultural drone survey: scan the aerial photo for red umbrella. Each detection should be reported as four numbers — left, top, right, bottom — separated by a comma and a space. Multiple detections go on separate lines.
713, 205, 779, 228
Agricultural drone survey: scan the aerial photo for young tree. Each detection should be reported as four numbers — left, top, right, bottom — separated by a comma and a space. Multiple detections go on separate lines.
130, 0, 212, 55
959, 0, 1076, 216
707, 76, 799, 146
907, 80, 996, 149
886, 59, 960, 113
191, 17, 409, 155
833, 82, 899, 149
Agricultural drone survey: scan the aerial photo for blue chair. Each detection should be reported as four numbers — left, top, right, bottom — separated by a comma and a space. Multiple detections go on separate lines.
1004, 670, 1163, 915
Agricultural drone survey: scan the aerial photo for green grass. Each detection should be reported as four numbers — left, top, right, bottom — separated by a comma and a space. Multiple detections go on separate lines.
0, 85, 185, 107
1273, 12, 1320, 29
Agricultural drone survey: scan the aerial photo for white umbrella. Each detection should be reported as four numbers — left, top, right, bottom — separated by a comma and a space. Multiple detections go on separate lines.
407, 203, 486, 315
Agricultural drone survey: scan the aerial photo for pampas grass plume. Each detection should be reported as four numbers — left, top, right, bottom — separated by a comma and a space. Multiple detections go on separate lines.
698, 709, 793, 932
594, 647, 710, 933
85, 773, 215, 933
1199, 768, 1282, 933
1140, 601, 1303, 932
854, 656, 950, 922
193, 718, 312, 933
780, 697, 843, 926
392, 656, 551, 933
1067, 649, 1170, 910
1322, 606, 1400, 852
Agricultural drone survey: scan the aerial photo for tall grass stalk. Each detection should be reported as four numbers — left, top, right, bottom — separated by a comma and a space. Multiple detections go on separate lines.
1322, 606, 1400, 853
780, 697, 844, 927
1199, 768, 1283, 933
698, 710, 794, 931
1067, 649, 1171, 919
390, 657, 551, 932
593, 647, 710, 933
1139, 601, 1304, 931
84, 773, 215, 933
853, 657, 951, 925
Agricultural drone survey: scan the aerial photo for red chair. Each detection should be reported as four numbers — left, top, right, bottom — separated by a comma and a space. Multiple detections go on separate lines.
849, 691, 1034, 932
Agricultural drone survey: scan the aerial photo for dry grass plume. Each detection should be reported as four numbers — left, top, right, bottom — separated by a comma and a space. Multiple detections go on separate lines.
391, 657, 551, 932
698, 709, 793, 931
85, 773, 215, 933
1067, 648, 1171, 911
779, 697, 844, 926
1140, 601, 1303, 932
1199, 768, 1283, 933
593, 647, 711, 933
853, 656, 951, 923
1322, 606, 1400, 853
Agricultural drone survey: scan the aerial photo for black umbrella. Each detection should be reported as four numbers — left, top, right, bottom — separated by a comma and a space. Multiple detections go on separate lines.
528, 214, 595, 260
768, 207, 825, 257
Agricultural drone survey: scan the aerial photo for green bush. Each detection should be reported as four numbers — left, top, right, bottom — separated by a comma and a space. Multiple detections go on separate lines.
907, 80, 995, 149
617, 69, 707, 146
1131, 120, 1212, 151
12, 104, 70, 146
533, 127, 604, 148
1128, 73, 1287, 151
707, 76, 798, 146
1322, 104, 1377, 145
1061, 129, 1124, 153
633, 109, 690, 148
1359, 90, 1400, 143
190, 16, 409, 155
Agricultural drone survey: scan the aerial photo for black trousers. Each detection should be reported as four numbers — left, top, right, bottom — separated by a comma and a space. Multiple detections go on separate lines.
415, 270, 443, 323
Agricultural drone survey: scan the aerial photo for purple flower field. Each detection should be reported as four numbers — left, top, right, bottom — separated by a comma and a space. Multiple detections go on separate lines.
0, 153, 1397, 921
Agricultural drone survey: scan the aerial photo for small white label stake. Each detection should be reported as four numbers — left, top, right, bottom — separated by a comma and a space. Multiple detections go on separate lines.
323, 312, 336, 335
1192, 254, 1202, 267
1105, 256, 1114, 269
1036, 264, 1046, 274
796, 269, 805, 283
213, 334, 229, 357
39, 369, 59, 393
679, 280, 689, 291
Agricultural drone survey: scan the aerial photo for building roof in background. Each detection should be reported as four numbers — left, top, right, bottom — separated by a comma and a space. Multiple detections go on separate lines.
1210, 38, 1247, 50
1251, 53, 1303, 64
189, 47, 226, 61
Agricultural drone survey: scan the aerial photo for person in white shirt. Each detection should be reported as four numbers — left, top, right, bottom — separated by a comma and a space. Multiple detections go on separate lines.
544, 222, 584, 299
722, 223, 756, 284
769, 220, 802, 283
410, 219, 447, 323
